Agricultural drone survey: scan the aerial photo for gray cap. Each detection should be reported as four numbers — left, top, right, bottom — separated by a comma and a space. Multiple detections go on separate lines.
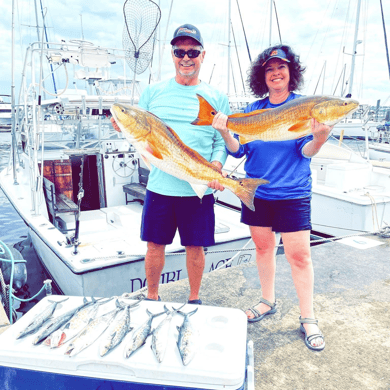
170, 24, 203, 47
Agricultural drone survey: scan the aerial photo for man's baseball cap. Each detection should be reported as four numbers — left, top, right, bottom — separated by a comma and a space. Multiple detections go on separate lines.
170, 24, 204, 48
262, 48, 290, 66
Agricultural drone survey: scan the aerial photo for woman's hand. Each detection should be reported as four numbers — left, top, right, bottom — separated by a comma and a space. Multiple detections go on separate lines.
302, 119, 334, 157
212, 112, 229, 136
311, 118, 332, 142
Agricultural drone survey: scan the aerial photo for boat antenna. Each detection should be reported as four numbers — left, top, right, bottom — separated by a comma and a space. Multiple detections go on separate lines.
123, 0, 161, 105
80, 14, 85, 40
379, 0, 390, 79
236, 0, 251, 62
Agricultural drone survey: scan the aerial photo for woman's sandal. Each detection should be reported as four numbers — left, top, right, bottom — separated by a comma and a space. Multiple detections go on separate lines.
299, 316, 325, 351
246, 297, 277, 323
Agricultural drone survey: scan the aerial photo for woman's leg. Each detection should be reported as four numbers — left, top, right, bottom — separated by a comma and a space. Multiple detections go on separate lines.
245, 226, 277, 319
282, 230, 323, 347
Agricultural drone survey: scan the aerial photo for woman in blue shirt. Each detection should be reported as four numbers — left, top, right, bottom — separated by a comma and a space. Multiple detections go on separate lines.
212, 45, 332, 351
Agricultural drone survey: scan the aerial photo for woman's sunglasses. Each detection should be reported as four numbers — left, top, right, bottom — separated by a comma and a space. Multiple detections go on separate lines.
173, 49, 202, 59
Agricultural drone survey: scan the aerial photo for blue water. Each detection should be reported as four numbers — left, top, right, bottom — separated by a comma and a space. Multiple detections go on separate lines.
0, 133, 61, 319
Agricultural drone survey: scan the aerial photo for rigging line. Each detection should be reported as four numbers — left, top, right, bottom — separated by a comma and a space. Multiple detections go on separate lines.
230, 21, 246, 93
39, 0, 57, 95
272, 0, 282, 44
380, 0, 390, 79
235, 0, 251, 62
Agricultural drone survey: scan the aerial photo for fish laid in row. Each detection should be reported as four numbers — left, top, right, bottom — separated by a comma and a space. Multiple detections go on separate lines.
99, 300, 140, 357
176, 308, 199, 366
111, 104, 268, 211
16, 297, 69, 340
123, 308, 165, 359
65, 308, 119, 357
191, 94, 359, 144
151, 304, 185, 363
33, 297, 92, 345
46, 297, 112, 348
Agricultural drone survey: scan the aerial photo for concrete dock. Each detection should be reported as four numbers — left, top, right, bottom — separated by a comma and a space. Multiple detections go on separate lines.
157, 233, 390, 390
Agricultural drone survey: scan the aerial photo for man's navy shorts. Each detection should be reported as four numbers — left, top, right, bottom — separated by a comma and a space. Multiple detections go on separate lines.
141, 190, 215, 247
241, 197, 312, 233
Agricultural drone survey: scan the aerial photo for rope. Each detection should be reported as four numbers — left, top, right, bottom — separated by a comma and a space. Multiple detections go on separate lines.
82, 228, 386, 263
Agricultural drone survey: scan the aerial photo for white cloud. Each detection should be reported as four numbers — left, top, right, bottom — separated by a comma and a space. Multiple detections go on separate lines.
1, 0, 389, 105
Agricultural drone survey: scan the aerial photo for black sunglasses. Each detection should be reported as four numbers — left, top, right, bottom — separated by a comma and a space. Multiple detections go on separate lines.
173, 49, 202, 59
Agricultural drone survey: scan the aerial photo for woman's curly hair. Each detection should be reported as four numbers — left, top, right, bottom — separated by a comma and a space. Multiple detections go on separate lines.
247, 44, 306, 98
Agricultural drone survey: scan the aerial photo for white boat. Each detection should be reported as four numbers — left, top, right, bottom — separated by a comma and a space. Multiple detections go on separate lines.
0, 95, 12, 130
215, 141, 390, 238
0, 40, 259, 298
367, 119, 390, 162
331, 115, 382, 140
310, 143, 390, 236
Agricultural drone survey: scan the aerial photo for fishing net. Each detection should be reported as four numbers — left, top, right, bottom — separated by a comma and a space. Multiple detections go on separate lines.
123, 0, 161, 75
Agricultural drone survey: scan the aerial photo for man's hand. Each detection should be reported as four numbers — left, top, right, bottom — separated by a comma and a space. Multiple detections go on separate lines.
207, 161, 226, 191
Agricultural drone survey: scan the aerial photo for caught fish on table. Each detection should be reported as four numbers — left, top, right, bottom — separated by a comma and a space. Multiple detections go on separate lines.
65, 308, 119, 357
191, 94, 359, 144
46, 297, 112, 348
111, 104, 268, 211
123, 308, 165, 359
16, 297, 69, 340
99, 300, 140, 357
33, 297, 93, 345
176, 308, 200, 366
151, 304, 185, 363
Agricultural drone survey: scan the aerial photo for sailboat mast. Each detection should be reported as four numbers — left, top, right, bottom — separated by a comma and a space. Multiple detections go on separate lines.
227, 0, 231, 95
347, 0, 362, 97
269, 0, 272, 46
11, 0, 17, 184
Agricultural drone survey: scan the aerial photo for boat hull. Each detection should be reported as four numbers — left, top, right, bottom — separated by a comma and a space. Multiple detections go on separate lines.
29, 226, 256, 297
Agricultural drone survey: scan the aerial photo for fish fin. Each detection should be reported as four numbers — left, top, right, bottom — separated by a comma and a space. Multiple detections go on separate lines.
146, 141, 163, 160
238, 135, 258, 145
188, 308, 199, 317
172, 303, 186, 312
191, 94, 217, 126
229, 109, 271, 118
190, 183, 209, 199
288, 120, 311, 133
231, 177, 269, 211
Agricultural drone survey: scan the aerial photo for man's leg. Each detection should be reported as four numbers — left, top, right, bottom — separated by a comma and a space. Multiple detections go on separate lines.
145, 241, 166, 300
185, 245, 205, 302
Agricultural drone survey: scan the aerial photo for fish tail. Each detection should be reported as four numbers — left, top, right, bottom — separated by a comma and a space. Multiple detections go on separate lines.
191, 94, 217, 126
231, 178, 269, 211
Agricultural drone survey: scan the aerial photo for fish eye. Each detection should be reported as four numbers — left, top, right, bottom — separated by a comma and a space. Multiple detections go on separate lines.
211, 111, 217, 116
121, 109, 125, 112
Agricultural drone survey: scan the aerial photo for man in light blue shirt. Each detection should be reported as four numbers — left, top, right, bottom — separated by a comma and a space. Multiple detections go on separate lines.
137, 24, 231, 304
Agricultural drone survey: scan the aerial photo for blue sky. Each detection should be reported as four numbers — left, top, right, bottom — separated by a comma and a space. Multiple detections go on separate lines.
1, 0, 389, 105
